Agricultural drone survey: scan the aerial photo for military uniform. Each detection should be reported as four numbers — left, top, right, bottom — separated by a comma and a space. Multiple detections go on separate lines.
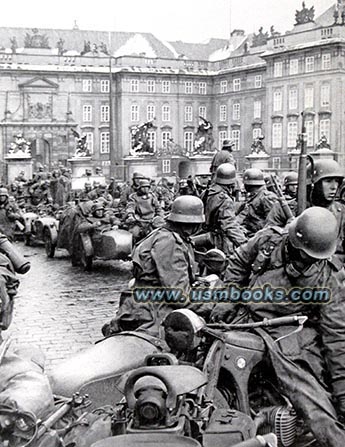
0, 201, 22, 241
236, 186, 278, 236
210, 150, 236, 175
204, 183, 247, 255
112, 224, 210, 338
126, 191, 164, 240
265, 196, 298, 228
212, 226, 345, 447
266, 200, 345, 261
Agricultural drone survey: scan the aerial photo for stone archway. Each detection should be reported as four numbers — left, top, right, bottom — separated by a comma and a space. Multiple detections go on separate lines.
30, 138, 51, 169
178, 160, 192, 178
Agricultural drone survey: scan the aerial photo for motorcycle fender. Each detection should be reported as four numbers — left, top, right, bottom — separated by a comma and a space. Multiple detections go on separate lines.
46, 224, 58, 245
80, 232, 94, 257
49, 334, 158, 397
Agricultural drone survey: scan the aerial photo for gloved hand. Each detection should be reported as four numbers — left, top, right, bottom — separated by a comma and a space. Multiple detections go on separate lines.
209, 303, 231, 322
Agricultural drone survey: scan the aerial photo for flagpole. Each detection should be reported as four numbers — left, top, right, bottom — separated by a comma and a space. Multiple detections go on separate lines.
108, 31, 115, 178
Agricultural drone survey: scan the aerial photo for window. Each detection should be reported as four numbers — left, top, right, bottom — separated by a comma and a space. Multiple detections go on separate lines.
82, 79, 92, 92
289, 88, 298, 110
184, 131, 194, 151
162, 104, 170, 122
185, 81, 193, 94
148, 131, 156, 152
254, 75, 262, 88
101, 80, 109, 93
220, 80, 228, 93
162, 132, 171, 149
231, 129, 240, 151
272, 157, 281, 169
289, 59, 299, 75
218, 130, 228, 149
232, 103, 240, 121
100, 132, 110, 153
219, 105, 227, 122
131, 104, 139, 121
147, 79, 155, 93
198, 82, 206, 95
320, 119, 330, 141
86, 132, 93, 153
272, 122, 282, 148
305, 56, 314, 73
82, 105, 92, 122
184, 105, 193, 122
130, 79, 139, 92
162, 80, 170, 93
274, 61, 283, 77
322, 54, 331, 70
199, 106, 207, 119
147, 104, 155, 121
306, 120, 314, 147
287, 121, 298, 147
304, 86, 314, 108
100, 105, 110, 122
253, 128, 262, 139
254, 100, 261, 119
273, 90, 282, 112
233, 78, 241, 91
320, 84, 330, 107
162, 159, 171, 173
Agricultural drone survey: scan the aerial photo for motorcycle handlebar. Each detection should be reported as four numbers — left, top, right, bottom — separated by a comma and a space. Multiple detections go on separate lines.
208, 315, 308, 330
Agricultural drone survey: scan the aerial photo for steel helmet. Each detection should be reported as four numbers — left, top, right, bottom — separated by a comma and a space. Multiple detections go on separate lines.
288, 207, 338, 259
307, 159, 344, 185
215, 163, 236, 185
284, 172, 298, 186
167, 195, 205, 223
0, 188, 9, 197
91, 201, 105, 213
139, 179, 151, 188
243, 168, 265, 186
222, 139, 235, 150
133, 172, 146, 180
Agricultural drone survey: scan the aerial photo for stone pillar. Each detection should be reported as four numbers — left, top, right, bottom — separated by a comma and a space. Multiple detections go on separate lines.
5, 154, 33, 183
245, 153, 270, 170
68, 156, 93, 177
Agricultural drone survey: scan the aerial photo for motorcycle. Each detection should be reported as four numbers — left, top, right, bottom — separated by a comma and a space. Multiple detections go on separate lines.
163, 309, 319, 447
3, 347, 277, 447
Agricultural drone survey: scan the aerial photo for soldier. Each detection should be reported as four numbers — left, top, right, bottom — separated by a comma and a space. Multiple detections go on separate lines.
236, 168, 278, 237
78, 182, 93, 202
156, 177, 175, 211
210, 139, 236, 178
125, 179, 164, 241
266, 160, 345, 261
266, 171, 299, 227
203, 163, 247, 256
211, 207, 345, 447
118, 172, 146, 217
103, 195, 211, 337
0, 188, 23, 240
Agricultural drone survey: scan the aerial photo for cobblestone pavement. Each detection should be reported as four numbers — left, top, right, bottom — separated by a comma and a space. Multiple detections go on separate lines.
6, 242, 132, 371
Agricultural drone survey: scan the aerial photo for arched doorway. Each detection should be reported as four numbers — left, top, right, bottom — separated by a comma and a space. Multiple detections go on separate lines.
178, 160, 192, 178
30, 138, 51, 169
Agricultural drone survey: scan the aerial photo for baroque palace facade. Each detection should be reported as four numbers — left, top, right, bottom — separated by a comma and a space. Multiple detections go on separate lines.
0, 1, 344, 178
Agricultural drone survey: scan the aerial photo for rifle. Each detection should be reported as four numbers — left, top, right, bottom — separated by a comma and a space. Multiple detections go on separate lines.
270, 175, 294, 221
296, 112, 308, 216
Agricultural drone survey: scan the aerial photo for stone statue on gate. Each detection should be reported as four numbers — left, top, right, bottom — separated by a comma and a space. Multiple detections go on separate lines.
71, 128, 91, 157
130, 119, 155, 156
8, 133, 31, 156
250, 135, 267, 154
194, 116, 215, 154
